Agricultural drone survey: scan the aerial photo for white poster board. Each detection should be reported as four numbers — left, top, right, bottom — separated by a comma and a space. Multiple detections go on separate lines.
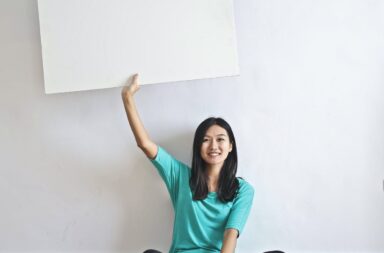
37, 0, 239, 94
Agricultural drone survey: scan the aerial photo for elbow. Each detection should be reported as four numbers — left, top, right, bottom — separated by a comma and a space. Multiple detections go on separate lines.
136, 141, 145, 149
135, 136, 151, 150
137, 141, 156, 159
136, 138, 150, 150
137, 142, 149, 155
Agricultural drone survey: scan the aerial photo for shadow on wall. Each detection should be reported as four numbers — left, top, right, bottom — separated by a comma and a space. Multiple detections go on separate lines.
118, 131, 194, 251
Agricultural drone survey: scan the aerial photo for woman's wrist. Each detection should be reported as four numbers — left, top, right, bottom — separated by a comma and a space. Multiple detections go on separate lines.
122, 92, 134, 102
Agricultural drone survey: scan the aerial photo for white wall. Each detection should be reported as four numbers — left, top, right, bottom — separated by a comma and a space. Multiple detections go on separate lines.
1, 0, 383, 252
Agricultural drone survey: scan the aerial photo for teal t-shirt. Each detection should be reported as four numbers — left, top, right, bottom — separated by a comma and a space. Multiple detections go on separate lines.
150, 146, 255, 253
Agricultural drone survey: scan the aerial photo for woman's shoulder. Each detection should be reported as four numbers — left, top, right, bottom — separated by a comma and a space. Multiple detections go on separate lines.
236, 177, 255, 193
155, 145, 191, 169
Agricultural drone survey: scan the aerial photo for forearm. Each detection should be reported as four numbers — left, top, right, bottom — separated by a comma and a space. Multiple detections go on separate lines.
221, 229, 238, 253
122, 94, 156, 158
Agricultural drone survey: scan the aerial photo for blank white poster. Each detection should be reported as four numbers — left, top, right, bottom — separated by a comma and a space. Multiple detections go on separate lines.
37, 0, 239, 94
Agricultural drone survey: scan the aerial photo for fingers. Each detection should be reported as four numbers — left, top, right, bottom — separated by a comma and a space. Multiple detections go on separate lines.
122, 73, 140, 97
132, 73, 139, 85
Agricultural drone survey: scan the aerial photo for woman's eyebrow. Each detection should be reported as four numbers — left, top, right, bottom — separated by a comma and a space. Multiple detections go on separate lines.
204, 133, 227, 137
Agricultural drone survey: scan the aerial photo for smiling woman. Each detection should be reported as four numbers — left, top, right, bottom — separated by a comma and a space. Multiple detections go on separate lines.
122, 74, 255, 253
200, 126, 233, 192
190, 118, 240, 204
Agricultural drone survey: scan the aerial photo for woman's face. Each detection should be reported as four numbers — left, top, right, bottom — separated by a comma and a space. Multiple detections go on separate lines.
200, 124, 233, 168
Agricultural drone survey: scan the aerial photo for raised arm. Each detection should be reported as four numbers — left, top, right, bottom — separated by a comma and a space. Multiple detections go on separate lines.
121, 74, 158, 159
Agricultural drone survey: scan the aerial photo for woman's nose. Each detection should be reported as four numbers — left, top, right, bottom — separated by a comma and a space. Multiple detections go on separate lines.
210, 140, 218, 149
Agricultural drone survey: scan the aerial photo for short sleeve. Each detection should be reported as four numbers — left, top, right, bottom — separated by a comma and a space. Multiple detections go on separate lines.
149, 146, 186, 206
225, 180, 255, 238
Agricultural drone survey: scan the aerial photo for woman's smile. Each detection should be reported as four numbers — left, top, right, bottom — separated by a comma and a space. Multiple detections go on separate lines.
200, 125, 233, 168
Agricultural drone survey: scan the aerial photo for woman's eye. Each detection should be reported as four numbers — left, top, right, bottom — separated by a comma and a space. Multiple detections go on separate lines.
203, 139, 209, 142
218, 138, 224, 142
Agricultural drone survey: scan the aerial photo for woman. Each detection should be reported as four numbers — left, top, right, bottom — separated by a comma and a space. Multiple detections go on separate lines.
122, 74, 255, 253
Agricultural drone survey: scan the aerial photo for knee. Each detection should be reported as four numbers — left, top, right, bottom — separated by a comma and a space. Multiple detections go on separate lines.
143, 250, 162, 253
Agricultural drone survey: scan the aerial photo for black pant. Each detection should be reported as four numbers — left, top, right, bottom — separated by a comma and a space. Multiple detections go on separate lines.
143, 250, 284, 253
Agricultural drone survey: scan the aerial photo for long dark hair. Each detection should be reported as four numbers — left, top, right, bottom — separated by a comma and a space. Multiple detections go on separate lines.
189, 117, 240, 203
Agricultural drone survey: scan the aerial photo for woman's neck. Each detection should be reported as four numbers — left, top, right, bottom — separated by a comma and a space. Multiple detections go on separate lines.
205, 164, 222, 192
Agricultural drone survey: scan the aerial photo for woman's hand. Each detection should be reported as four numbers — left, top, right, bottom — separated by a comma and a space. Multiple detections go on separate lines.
121, 73, 158, 159
122, 73, 140, 100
